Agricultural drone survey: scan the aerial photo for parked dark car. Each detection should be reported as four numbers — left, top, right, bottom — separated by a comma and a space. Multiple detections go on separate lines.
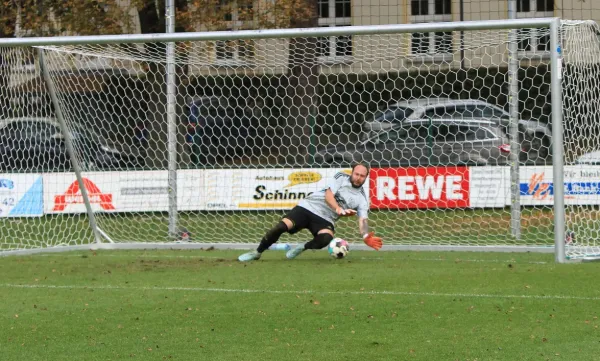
0, 117, 144, 172
315, 118, 512, 167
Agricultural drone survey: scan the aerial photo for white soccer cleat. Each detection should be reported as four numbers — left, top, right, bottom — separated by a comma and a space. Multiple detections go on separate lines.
238, 251, 261, 262
286, 245, 305, 259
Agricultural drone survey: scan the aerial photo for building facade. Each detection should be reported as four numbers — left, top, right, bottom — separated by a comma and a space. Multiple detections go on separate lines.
187, 0, 600, 76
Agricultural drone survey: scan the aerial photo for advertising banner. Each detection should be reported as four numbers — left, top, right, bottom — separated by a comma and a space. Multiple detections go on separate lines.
35, 165, 600, 215
0, 174, 43, 217
370, 167, 470, 209
469, 166, 509, 208
202, 168, 361, 211
44, 170, 204, 214
520, 166, 600, 206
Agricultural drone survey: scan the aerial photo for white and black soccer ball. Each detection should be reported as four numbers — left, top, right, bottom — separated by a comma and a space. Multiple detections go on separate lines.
328, 238, 349, 259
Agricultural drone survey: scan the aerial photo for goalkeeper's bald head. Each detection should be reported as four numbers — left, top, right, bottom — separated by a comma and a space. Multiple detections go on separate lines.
350, 162, 369, 188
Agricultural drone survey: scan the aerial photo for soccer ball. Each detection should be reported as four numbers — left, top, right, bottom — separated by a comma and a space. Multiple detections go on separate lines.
328, 238, 349, 259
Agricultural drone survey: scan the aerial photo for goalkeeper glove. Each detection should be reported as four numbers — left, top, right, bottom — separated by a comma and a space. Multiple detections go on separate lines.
363, 232, 383, 250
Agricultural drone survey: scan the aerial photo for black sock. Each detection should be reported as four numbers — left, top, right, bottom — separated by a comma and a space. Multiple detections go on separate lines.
257, 221, 289, 253
304, 233, 333, 250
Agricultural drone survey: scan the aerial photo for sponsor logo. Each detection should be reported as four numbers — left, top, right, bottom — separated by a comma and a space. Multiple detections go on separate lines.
370, 167, 470, 209
253, 185, 313, 200
54, 178, 115, 211
284, 171, 322, 188
521, 172, 552, 200
255, 176, 284, 181
0, 179, 14, 190
206, 203, 228, 209
121, 187, 167, 196
520, 172, 600, 200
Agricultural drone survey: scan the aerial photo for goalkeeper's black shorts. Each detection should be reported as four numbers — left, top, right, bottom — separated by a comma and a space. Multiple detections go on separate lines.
284, 206, 335, 237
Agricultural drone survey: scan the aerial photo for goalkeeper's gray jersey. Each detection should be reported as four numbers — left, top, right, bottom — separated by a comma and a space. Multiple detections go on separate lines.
297, 172, 369, 225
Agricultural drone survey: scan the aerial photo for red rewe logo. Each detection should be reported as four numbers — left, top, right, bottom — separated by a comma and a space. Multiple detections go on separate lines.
370, 167, 470, 209
54, 178, 115, 211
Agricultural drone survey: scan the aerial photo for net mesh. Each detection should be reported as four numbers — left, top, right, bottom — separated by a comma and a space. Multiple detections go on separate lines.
561, 20, 600, 259
0, 20, 596, 259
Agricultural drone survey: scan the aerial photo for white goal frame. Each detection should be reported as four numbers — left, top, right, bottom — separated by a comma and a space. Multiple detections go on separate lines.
0, 18, 572, 261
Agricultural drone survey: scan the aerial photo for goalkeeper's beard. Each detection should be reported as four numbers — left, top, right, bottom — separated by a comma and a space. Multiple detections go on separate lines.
351, 178, 365, 188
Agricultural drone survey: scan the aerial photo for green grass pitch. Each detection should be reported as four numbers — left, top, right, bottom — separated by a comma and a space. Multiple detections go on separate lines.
1, 207, 556, 248
1, 249, 599, 361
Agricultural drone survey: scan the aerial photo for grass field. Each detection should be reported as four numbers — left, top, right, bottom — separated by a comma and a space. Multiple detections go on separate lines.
1, 248, 599, 361
1, 207, 557, 249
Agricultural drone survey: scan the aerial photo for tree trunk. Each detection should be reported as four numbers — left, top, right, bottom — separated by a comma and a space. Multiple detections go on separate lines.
137, 0, 188, 169
0, 48, 9, 118
0, 25, 13, 118
285, 3, 319, 166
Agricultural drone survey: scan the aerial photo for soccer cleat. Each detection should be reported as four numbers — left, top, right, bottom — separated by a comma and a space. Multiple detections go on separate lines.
238, 251, 261, 262
286, 245, 305, 259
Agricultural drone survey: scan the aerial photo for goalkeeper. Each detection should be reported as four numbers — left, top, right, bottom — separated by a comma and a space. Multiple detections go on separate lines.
238, 163, 383, 262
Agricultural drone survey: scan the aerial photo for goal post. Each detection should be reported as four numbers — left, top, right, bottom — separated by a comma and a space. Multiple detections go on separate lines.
558, 20, 600, 261
0, 17, 596, 262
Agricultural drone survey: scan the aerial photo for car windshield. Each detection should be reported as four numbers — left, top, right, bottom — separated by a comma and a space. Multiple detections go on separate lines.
371, 106, 414, 123
70, 123, 109, 146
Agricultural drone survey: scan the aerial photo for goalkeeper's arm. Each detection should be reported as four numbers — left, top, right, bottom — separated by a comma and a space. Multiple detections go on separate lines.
359, 217, 383, 250
325, 189, 357, 216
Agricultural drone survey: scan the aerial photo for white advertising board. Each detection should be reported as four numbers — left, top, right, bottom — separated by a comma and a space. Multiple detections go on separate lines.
203, 168, 361, 211
469, 166, 509, 208
34, 165, 600, 215
0, 174, 43, 217
520, 165, 600, 206
43, 170, 205, 214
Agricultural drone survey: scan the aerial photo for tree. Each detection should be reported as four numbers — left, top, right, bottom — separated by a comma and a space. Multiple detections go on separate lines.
0, 0, 140, 117
0, 0, 318, 165
0, 0, 139, 37
285, 1, 319, 165
181, 0, 318, 165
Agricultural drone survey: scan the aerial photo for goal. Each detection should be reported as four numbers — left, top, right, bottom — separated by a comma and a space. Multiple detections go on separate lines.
0, 18, 598, 262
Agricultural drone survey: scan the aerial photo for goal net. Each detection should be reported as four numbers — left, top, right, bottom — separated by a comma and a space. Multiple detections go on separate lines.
0, 19, 597, 261
560, 20, 600, 260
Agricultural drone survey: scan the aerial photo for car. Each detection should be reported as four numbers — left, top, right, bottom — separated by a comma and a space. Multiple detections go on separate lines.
0, 117, 144, 172
186, 96, 262, 161
361, 97, 552, 161
315, 118, 512, 167
574, 150, 600, 165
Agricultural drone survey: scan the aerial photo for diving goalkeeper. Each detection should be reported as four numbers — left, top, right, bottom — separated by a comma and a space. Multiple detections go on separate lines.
238, 163, 383, 262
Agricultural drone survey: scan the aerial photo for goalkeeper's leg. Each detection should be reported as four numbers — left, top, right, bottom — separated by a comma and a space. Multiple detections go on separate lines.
257, 220, 292, 252
304, 231, 334, 250
238, 220, 292, 262
286, 230, 333, 259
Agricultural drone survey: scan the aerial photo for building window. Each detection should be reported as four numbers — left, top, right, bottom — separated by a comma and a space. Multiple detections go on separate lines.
214, 0, 255, 65
410, 0, 452, 57
518, 0, 553, 12
516, 0, 553, 53
216, 39, 255, 62
317, 0, 352, 63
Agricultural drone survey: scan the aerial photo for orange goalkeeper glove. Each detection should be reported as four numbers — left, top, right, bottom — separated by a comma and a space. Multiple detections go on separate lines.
363, 232, 383, 250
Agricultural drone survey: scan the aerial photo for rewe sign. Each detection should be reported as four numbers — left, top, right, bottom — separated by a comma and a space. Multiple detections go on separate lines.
370, 167, 470, 209
54, 178, 115, 212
